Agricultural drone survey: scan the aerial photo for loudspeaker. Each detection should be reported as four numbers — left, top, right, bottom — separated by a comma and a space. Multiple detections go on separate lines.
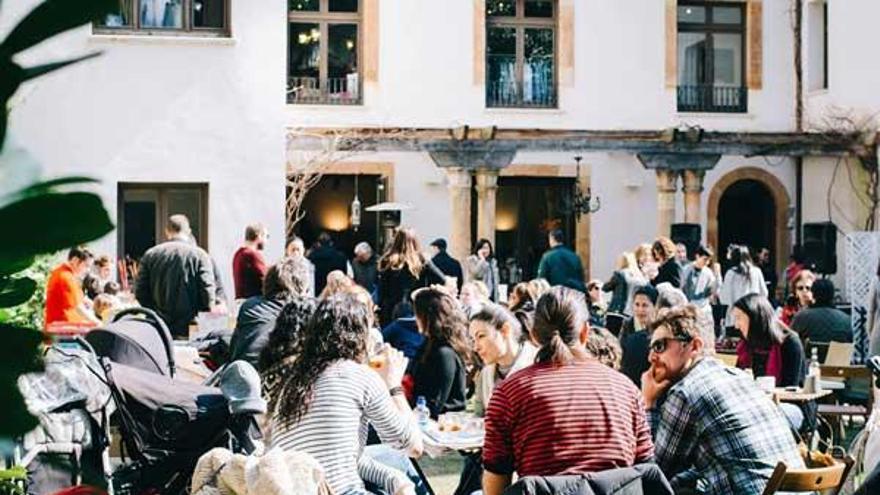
671, 223, 702, 259
803, 222, 837, 274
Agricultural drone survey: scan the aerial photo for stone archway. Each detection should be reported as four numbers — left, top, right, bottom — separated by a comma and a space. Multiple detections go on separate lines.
707, 167, 791, 278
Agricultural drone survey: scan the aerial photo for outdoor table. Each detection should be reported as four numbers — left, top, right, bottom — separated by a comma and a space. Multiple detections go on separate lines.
772, 387, 832, 403
412, 414, 485, 495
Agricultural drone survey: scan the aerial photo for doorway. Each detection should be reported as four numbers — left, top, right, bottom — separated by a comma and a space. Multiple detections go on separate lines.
717, 179, 775, 271
292, 174, 385, 258
488, 177, 576, 284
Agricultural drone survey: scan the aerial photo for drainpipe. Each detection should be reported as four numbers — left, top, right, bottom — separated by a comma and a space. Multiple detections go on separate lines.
794, 0, 804, 247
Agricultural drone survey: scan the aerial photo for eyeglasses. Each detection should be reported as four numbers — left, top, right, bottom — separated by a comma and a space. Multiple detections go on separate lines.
649, 336, 692, 354
796, 285, 812, 292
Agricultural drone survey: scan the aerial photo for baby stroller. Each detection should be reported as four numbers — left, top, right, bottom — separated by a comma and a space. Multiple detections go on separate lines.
19, 308, 264, 495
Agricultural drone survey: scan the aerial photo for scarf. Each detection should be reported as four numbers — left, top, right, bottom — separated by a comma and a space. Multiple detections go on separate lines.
735, 339, 783, 385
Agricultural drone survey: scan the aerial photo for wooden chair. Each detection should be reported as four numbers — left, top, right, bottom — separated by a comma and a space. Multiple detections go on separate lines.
761, 456, 854, 495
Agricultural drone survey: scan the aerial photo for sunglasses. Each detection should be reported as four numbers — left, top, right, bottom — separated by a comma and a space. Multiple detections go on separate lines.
649, 336, 692, 354
796, 285, 812, 292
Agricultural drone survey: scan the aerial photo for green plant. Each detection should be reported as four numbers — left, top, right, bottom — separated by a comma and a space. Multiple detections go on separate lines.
0, 0, 117, 441
0, 254, 58, 329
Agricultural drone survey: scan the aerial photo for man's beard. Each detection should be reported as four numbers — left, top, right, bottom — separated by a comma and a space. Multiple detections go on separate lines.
257, 241, 265, 251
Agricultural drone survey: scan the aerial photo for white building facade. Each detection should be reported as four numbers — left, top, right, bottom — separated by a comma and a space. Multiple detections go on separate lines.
4, 0, 878, 299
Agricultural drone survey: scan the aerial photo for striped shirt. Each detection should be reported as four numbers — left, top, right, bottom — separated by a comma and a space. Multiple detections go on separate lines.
483, 360, 654, 477
271, 360, 418, 495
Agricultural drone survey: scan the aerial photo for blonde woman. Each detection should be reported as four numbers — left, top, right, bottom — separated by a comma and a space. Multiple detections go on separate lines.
635, 243, 658, 281
603, 252, 648, 317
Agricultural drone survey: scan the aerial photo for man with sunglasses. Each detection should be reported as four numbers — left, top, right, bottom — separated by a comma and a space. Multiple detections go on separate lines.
641, 306, 804, 495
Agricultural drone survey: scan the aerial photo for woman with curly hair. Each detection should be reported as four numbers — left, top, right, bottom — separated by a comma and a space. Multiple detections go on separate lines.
258, 297, 317, 398
411, 287, 472, 418
270, 295, 423, 495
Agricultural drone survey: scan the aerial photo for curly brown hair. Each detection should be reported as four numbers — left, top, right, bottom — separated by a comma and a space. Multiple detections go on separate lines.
412, 287, 472, 367
270, 295, 371, 425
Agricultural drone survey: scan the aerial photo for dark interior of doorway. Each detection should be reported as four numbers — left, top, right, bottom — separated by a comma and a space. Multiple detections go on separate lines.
717, 178, 775, 272
292, 174, 384, 259
480, 177, 576, 284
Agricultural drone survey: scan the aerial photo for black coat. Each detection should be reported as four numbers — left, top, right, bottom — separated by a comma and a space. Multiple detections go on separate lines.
308, 244, 348, 295
652, 258, 683, 289
431, 251, 464, 290
376, 260, 444, 326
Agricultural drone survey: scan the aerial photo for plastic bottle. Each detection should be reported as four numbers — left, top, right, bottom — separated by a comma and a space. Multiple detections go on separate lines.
415, 396, 430, 428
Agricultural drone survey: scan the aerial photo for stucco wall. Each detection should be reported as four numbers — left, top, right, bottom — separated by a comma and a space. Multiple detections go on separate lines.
5, 0, 289, 300
291, 0, 796, 132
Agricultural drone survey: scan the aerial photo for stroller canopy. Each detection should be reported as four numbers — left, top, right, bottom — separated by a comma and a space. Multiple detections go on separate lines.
85, 307, 175, 377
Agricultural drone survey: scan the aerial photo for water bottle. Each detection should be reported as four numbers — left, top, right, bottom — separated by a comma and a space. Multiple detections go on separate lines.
807, 346, 822, 393
415, 396, 430, 429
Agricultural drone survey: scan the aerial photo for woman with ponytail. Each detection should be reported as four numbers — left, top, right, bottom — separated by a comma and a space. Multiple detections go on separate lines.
481, 286, 655, 495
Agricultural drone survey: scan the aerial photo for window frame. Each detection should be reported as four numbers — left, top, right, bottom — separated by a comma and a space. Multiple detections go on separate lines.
486, 0, 559, 109
288, 0, 363, 105
676, 1, 748, 113
93, 0, 231, 37
117, 182, 210, 262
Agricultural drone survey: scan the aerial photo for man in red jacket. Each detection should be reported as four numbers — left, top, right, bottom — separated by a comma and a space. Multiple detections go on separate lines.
45, 246, 101, 328
232, 223, 268, 299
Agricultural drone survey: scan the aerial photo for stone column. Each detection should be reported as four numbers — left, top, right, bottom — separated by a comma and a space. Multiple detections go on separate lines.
474, 169, 499, 246
682, 169, 706, 224
656, 169, 678, 237
446, 168, 473, 262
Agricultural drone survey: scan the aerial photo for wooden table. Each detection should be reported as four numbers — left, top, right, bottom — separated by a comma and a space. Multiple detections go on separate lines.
772, 388, 833, 403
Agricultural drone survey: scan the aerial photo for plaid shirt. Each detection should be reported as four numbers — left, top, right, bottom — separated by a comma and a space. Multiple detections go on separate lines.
648, 358, 804, 495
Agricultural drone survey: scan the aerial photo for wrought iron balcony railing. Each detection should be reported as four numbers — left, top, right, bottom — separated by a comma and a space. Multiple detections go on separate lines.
486, 80, 557, 109
677, 84, 747, 113
287, 76, 361, 105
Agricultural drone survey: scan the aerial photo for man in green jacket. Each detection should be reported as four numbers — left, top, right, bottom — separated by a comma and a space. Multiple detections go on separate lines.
537, 229, 586, 292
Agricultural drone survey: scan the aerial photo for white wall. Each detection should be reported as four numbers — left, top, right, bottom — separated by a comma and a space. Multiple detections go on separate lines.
804, 0, 880, 131
291, 0, 796, 132
5, 0, 289, 300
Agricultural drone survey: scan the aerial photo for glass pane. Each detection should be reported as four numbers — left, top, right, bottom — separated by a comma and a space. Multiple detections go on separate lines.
328, 24, 359, 102
122, 189, 157, 261
487, 27, 516, 106
678, 5, 706, 24
140, 0, 183, 28
193, 0, 224, 29
289, 0, 319, 11
487, 0, 515, 17
525, 0, 553, 18
524, 28, 554, 105
289, 23, 320, 99
713, 6, 743, 25
100, 0, 133, 27
329, 0, 358, 12
677, 32, 707, 86
713, 33, 743, 86
166, 189, 204, 247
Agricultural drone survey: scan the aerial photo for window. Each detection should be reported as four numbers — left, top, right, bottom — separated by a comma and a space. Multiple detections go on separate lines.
95, 0, 228, 34
486, 0, 557, 108
807, 1, 828, 91
288, 0, 361, 105
677, 2, 747, 113
118, 183, 209, 264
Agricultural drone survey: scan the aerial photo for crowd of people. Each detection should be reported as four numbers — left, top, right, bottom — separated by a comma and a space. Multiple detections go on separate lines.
43, 213, 872, 495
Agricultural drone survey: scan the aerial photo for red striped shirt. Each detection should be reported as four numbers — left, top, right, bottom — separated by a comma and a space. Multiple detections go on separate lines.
482, 360, 654, 476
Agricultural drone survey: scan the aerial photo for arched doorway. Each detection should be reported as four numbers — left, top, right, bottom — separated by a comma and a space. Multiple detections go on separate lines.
717, 180, 775, 271
707, 167, 791, 278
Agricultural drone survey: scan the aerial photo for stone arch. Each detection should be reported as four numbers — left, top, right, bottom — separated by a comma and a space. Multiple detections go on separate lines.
707, 166, 791, 278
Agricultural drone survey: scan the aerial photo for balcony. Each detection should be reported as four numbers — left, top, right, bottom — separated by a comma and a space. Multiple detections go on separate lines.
486, 80, 557, 109
677, 85, 747, 113
287, 75, 361, 105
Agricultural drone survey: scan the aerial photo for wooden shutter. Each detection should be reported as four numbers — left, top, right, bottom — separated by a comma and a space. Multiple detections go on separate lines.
474, 0, 485, 85
664, 0, 677, 89
363, 0, 380, 83
559, 0, 575, 87
747, 0, 763, 89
